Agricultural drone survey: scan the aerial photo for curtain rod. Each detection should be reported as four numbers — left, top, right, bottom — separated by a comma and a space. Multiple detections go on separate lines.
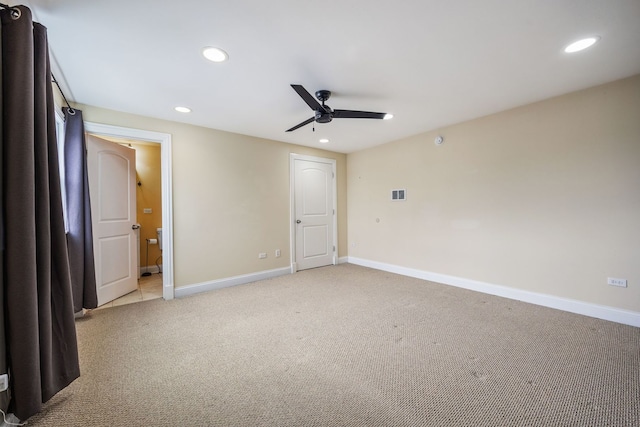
1, 4, 75, 115
52, 74, 76, 115
0, 2, 21, 19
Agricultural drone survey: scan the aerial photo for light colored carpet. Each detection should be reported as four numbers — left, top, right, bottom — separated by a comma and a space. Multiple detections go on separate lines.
26, 264, 639, 426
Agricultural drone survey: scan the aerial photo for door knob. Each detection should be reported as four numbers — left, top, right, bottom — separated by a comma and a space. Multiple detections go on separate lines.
296, 220, 301, 224
132, 224, 140, 230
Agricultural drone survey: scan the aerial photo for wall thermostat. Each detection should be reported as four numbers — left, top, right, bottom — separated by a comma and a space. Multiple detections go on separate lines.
435, 136, 444, 145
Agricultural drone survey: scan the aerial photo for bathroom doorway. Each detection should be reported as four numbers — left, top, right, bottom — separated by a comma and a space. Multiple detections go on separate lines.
84, 122, 174, 303
92, 137, 164, 308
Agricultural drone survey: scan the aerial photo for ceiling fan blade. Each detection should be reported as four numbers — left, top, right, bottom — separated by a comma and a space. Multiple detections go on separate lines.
333, 109, 387, 119
286, 116, 315, 132
291, 84, 324, 111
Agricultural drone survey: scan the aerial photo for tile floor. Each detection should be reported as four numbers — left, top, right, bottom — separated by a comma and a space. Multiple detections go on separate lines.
95, 273, 163, 310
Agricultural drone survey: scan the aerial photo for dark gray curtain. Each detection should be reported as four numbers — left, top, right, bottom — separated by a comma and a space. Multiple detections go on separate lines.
0, 4, 7, 416
64, 107, 98, 312
1, 5, 80, 421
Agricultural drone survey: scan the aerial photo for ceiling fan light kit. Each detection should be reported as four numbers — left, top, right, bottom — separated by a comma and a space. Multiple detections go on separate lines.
286, 84, 392, 132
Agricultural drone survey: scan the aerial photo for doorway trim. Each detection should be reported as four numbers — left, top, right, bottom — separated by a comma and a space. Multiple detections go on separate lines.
84, 121, 174, 300
289, 153, 337, 273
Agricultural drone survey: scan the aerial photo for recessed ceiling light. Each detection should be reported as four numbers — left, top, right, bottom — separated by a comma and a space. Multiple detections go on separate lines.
175, 106, 191, 113
319, 138, 329, 144
564, 37, 600, 53
383, 113, 394, 120
202, 46, 229, 62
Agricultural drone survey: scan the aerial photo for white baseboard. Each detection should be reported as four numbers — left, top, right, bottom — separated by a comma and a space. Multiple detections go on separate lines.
175, 266, 291, 298
337, 256, 349, 264
141, 264, 162, 276
348, 257, 640, 328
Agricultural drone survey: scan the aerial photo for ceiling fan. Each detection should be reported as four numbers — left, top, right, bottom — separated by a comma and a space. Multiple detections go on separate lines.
286, 84, 392, 132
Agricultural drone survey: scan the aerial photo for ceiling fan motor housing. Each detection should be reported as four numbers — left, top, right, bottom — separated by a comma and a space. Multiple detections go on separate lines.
315, 108, 333, 123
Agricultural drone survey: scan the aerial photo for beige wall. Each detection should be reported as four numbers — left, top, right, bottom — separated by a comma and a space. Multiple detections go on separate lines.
74, 104, 347, 288
347, 75, 640, 312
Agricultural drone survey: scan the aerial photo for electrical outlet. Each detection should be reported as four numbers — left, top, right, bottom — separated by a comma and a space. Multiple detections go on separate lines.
258, 253, 267, 259
607, 278, 627, 288
0, 374, 8, 392
275, 249, 281, 257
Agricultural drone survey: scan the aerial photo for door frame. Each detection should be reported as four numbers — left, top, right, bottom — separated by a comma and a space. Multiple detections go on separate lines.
289, 153, 337, 272
84, 122, 175, 300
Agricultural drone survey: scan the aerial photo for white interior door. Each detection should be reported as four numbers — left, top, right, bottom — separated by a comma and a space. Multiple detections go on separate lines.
87, 134, 138, 306
293, 156, 336, 271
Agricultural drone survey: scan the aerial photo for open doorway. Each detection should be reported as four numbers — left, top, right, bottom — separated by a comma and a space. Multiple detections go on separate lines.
84, 122, 174, 302
89, 136, 164, 308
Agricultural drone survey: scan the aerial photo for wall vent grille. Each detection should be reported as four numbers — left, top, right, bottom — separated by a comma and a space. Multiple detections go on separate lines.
391, 189, 407, 201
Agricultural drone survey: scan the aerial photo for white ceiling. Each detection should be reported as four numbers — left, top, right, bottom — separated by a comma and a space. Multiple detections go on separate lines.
24, 0, 640, 153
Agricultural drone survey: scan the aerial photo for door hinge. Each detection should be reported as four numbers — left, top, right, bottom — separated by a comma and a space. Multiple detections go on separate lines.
332, 172, 335, 179
333, 245, 336, 252
333, 209, 335, 215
